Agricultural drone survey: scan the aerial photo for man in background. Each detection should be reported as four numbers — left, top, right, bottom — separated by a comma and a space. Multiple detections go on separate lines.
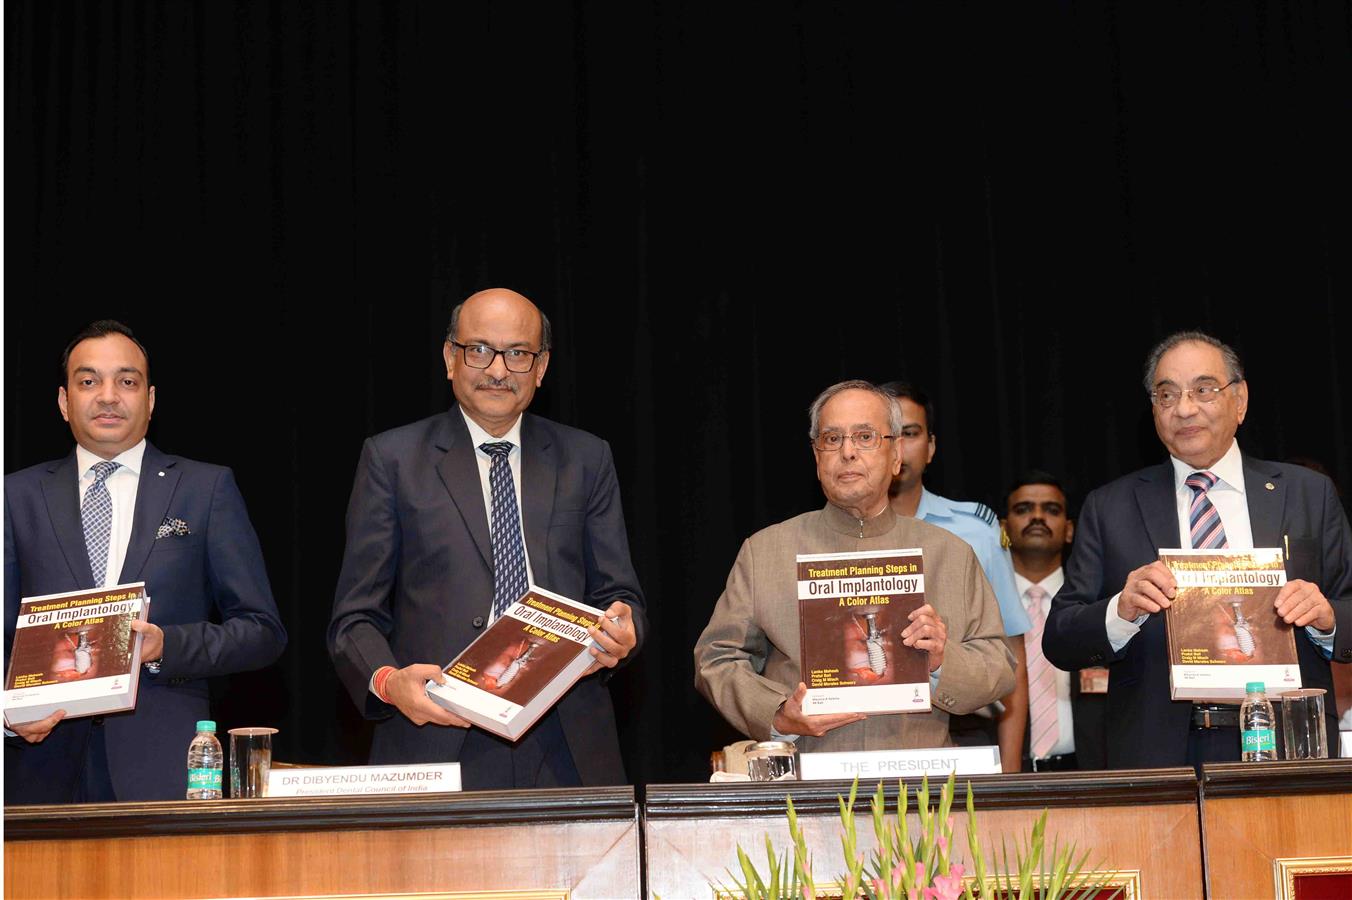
880, 381, 1030, 773
1003, 470, 1106, 770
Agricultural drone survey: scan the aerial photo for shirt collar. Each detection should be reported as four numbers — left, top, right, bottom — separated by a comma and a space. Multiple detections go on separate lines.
1169, 439, 1245, 496
1014, 567, 1065, 604
460, 409, 523, 455
75, 439, 146, 480
913, 487, 954, 521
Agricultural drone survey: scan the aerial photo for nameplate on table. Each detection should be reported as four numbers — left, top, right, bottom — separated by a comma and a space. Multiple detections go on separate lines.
267, 763, 462, 797
799, 745, 1002, 780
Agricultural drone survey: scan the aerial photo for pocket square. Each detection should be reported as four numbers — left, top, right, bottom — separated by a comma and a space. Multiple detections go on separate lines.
156, 517, 192, 539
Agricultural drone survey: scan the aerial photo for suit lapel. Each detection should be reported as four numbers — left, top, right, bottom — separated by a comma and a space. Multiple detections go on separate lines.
434, 410, 495, 570
1242, 455, 1286, 551
1133, 463, 1181, 552
520, 414, 555, 588
39, 453, 95, 588
120, 444, 180, 583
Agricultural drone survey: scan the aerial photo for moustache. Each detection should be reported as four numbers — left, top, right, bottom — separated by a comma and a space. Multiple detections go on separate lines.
474, 376, 520, 394
1021, 522, 1051, 536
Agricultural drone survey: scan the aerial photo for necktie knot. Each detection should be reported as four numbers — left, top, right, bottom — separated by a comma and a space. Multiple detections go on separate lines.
479, 441, 514, 460
1186, 470, 1230, 549
1185, 471, 1218, 494
90, 460, 121, 483
1025, 585, 1049, 626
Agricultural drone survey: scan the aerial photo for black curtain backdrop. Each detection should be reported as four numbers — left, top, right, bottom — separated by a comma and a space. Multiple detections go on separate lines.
6, 2, 1350, 785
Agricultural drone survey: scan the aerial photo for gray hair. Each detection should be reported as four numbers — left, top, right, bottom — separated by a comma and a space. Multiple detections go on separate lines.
445, 298, 553, 351
807, 380, 905, 440
1142, 330, 1243, 392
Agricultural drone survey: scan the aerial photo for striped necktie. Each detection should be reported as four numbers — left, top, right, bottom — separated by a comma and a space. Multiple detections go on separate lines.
81, 460, 121, 587
1025, 585, 1059, 760
481, 441, 528, 619
1185, 471, 1229, 549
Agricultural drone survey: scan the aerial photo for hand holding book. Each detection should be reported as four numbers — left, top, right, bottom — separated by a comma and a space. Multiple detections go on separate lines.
129, 619, 164, 666
1274, 579, 1335, 631
900, 603, 948, 672
772, 682, 865, 738
1118, 560, 1177, 620
580, 599, 637, 676
385, 663, 470, 728
5, 709, 66, 743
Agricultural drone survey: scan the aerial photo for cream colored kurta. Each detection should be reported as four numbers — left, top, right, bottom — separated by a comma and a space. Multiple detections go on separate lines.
694, 502, 1016, 752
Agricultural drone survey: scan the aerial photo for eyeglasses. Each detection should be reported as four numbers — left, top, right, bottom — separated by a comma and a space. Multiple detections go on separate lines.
811, 429, 896, 452
448, 341, 545, 374
1149, 380, 1237, 409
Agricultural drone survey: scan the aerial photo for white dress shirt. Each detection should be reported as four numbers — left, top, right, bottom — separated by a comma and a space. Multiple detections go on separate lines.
75, 440, 146, 587
1018, 569, 1075, 758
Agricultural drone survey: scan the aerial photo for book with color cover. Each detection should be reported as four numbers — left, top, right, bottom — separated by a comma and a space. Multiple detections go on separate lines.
4, 583, 150, 725
797, 549, 931, 715
1161, 548, 1300, 701
425, 586, 605, 741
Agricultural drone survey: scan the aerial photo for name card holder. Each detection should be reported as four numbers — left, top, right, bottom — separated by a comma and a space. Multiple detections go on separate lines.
799, 745, 1001, 780
268, 763, 462, 797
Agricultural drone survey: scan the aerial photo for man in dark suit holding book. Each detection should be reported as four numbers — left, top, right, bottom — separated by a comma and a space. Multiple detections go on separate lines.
327, 288, 645, 790
4, 320, 287, 803
1043, 331, 1350, 767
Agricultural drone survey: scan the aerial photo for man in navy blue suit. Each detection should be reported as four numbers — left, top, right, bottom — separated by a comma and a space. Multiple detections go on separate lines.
1043, 331, 1350, 768
4, 320, 287, 803
328, 288, 645, 790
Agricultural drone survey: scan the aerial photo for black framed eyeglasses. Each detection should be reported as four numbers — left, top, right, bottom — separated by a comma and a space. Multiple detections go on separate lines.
811, 429, 897, 452
1149, 380, 1237, 409
448, 341, 545, 374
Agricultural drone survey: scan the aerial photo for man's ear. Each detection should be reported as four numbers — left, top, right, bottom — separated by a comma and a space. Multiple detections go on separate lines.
58, 386, 70, 423
1065, 519, 1075, 545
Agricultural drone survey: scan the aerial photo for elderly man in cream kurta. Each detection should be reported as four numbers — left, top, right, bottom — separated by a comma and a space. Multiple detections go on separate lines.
695, 381, 1016, 753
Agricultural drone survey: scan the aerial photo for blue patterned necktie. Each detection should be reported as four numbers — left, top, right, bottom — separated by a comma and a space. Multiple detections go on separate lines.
1186, 470, 1230, 549
481, 442, 528, 618
82, 460, 121, 587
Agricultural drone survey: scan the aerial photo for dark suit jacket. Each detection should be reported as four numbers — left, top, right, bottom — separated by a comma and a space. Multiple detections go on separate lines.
1042, 454, 1352, 768
4, 443, 287, 803
327, 408, 646, 786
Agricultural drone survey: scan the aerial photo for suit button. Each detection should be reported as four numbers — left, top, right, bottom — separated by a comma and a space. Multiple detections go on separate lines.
1342, 649, 1352, 660
1090, 654, 1103, 664
472, 616, 485, 629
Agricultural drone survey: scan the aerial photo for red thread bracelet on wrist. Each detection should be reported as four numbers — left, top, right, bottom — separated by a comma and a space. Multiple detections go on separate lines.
373, 666, 396, 703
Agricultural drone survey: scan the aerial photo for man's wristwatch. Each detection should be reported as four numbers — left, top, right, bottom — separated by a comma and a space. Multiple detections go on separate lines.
143, 658, 162, 674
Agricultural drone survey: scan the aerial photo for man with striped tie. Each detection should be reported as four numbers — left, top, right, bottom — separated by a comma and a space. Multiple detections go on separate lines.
1043, 331, 1350, 768
1003, 471, 1107, 771
328, 289, 645, 790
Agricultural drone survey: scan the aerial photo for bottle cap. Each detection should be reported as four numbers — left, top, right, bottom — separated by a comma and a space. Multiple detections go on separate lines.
1245, 682, 1265, 694
196, 720, 216, 732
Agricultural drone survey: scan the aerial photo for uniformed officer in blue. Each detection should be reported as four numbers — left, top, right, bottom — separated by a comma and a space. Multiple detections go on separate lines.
880, 381, 1030, 774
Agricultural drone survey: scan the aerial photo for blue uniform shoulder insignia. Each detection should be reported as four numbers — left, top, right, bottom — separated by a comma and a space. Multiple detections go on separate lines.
955, 501, 997, 526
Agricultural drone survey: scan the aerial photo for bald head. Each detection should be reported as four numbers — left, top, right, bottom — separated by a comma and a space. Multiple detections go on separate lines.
443, 288, 552, 437
447, 289, 551, 352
